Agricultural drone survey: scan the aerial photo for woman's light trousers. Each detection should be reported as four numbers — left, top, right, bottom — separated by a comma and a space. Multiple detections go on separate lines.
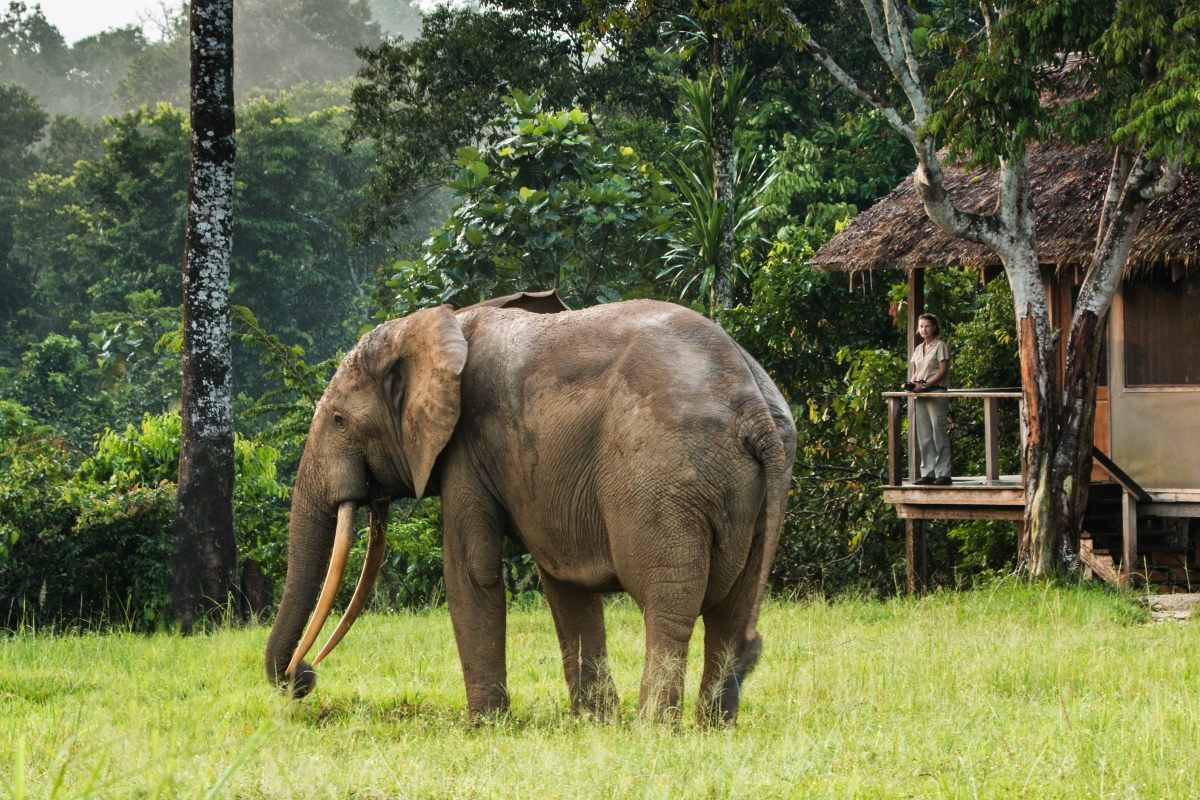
913, 394, 951, 479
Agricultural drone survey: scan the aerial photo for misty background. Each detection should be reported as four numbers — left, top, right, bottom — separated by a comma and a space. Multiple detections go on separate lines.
0, 0, 429, 118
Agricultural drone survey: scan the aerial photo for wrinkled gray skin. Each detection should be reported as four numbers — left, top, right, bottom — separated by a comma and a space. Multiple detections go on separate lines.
265, 293, 796, 724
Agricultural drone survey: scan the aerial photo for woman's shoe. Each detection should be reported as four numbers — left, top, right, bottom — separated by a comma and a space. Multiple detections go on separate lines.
933, 476, 953, 486
913, 477, 935, 486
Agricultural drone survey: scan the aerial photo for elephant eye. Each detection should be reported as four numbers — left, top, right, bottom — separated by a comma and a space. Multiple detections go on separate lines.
333, 414, 347, 429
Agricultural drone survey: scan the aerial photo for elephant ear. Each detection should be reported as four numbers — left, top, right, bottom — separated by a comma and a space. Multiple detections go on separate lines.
383, 305, 468, 497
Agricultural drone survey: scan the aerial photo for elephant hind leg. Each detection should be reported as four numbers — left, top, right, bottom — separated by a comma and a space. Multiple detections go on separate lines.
697, 531, 767, 727
539, 568, 619, 719
639, 605, 698, 722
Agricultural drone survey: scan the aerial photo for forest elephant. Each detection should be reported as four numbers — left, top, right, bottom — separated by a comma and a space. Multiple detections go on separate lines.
264, 291, 796, 724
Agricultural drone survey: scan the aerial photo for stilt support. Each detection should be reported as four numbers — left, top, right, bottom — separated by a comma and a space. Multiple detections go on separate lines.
906, 518, 927, 594
1121, 491, 1138, 588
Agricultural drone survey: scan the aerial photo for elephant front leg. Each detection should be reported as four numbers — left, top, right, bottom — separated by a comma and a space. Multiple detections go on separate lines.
443, 494, 509, 718
538, 568, 619, 719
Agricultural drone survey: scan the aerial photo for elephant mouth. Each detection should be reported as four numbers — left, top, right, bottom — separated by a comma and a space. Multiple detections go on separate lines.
285, 499, 389, 675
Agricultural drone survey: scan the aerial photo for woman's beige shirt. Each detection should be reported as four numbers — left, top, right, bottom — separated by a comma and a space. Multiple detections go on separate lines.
909, 338, 951, 388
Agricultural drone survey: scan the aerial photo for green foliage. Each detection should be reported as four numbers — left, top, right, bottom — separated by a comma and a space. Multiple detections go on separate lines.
228, 96, 386, 386
0, 80, 46, 179
660, 69, 776, 309
2, 98, 381, 390
0, 411, 288, 629
0, 291, 181, 447
374, 500, 447, 610
0, 411, 175, 627
0, 80, 48, 361
231, 304, 341, 485
750, 110, 913, 235
925, 0, 1200, 168
384, 92, 677, 313
11, 104, 190, 332
346, 1, 678, 246
0, 334, 97, 443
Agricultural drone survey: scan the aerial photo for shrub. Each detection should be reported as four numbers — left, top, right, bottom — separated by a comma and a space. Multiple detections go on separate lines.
0, 411, 287, 629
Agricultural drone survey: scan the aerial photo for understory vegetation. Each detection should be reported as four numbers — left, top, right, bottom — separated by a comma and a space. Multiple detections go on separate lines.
5, 582, 1198, 798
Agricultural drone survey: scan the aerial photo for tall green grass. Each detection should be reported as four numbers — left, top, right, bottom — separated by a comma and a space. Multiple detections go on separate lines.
2, 580, 1197, 798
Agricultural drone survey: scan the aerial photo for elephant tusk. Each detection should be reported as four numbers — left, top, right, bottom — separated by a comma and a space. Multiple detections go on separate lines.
286, 500, 356, 676
312, 500, 390, 666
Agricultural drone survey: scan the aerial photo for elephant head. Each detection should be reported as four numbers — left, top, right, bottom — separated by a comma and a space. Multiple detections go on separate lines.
264, 304, 468, 695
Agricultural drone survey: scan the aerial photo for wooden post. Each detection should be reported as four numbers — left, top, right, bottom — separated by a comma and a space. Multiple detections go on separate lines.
1018, 398, 1028, 486
907, 268, 924, 481
984, 396, 999, 485
906, 518, 927, 594
888, 396, 903, 486
1121, 491, 1138, 588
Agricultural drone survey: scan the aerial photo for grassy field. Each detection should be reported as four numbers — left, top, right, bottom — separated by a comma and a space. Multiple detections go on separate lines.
3, 581, 1200, 798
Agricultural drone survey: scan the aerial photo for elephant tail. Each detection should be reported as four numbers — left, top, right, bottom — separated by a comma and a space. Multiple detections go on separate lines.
736, 346, 797, 663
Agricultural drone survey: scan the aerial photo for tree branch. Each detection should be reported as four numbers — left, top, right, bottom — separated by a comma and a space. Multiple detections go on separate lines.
1140, 153, 1183, 201
779, 6, 917, 142
781, 2, 997, 248
1094, 146, 1133, 255
883, 0, 925, 105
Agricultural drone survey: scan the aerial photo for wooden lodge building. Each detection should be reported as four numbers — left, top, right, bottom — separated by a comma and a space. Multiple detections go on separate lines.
809, 141, 1200, 592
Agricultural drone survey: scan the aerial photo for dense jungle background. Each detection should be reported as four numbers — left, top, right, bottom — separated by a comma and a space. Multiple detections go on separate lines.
0, 0, 1021, 629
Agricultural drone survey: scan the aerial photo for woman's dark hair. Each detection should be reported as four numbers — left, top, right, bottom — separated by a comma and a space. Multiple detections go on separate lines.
917, 313, 940, 336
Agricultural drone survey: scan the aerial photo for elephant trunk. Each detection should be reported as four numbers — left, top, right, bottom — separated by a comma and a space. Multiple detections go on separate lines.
264, 457, 353, 697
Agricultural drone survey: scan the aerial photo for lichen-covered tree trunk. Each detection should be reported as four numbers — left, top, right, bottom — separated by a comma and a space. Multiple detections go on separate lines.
173, 0, 238, 629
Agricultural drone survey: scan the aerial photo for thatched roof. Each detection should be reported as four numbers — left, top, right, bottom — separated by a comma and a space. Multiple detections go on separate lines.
809, 140, 1200, 274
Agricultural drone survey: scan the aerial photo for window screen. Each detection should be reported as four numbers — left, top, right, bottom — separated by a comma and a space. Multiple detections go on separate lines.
1124, 269, 1200, 386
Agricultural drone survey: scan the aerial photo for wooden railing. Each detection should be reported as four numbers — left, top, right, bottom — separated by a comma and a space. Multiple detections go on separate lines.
882, 390, 1025, 487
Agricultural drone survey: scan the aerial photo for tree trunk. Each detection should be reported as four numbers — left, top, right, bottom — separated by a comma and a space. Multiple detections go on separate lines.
994, 238, 1062, 574
912, 149, 1068, 573
173, 0, 238, 629
1042, 149, 1171, 569
711, 41, 734, 313
712, 98, 734, 312
1014, 290, 1063, 574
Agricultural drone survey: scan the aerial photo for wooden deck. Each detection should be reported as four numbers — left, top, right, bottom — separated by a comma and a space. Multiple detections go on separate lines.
882, 390, 1029, 592
884, 477, 1025, 520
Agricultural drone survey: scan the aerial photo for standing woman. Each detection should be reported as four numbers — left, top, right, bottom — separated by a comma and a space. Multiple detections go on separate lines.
907, 313, 952, 485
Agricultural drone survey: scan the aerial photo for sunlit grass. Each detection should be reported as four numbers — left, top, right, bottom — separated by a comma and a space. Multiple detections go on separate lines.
3, 580, 1198, 798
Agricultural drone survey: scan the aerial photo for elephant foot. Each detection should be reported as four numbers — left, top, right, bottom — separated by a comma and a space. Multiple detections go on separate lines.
466, 684, 510, 722
697, 634, 763, 728
573, 681, 620, 721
